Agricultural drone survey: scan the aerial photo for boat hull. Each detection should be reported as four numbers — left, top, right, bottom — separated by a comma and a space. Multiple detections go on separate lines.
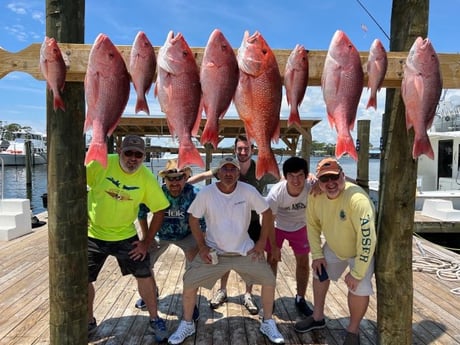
0, 153, 47, 166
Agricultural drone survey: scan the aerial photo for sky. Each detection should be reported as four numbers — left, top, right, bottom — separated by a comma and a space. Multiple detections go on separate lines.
1, 0, 460, 149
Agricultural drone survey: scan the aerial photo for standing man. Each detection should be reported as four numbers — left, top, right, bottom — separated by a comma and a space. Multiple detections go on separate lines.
135, 159, 204, 321
86, 135, 170, 342
188, 135, 278, 314
168, 156, 284, 345
265, 156, 313, 317
294, 158, 376, 345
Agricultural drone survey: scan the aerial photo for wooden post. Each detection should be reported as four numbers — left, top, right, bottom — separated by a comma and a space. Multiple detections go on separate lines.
356, 120, 370, 193
376, 1, 429, 344
46, 0, 87, 344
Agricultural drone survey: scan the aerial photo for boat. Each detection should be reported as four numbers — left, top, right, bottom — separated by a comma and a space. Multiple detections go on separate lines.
0, 130, 47, 166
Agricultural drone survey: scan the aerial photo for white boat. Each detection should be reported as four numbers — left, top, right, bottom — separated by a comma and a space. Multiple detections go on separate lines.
0, 131, 47, 166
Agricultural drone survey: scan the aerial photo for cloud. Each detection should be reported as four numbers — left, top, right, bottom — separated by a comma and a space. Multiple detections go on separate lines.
7, 2, 27, 15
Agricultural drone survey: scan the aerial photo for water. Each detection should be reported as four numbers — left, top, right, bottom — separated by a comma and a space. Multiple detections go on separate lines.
1, 156, 381, 215
1, 164, 48, 215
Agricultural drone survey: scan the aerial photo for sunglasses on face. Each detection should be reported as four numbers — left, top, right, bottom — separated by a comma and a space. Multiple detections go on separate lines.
165, 175, 185, 182
123, 150, 144, 159
318, 174, 341, 183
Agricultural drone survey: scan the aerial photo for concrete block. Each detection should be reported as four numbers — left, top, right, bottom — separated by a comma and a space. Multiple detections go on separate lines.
421, 198, 460, 221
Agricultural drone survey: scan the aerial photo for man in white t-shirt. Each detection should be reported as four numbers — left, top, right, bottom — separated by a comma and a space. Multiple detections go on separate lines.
167, 156, 284, 345
265, 156, 313, 318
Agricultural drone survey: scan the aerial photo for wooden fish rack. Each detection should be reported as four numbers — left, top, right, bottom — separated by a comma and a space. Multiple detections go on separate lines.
1, 43, 460, 88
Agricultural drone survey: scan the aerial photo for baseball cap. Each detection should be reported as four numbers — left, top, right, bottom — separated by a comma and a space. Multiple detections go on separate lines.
121, 135, 145, 153
316, 157, 342, 177
218, 156, 240, 170
159, 159, 192, 178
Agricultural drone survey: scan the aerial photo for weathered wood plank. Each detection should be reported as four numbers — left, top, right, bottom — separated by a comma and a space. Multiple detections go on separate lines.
1, 43, 460, 88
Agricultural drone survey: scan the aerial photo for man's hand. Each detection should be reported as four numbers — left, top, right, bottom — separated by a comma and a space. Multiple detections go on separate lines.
129, 239, 149, 261
344, 272, 360, 292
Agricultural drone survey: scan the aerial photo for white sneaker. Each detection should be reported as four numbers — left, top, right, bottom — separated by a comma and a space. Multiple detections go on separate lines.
168, 320, 195, 344
260, 318, 285, 344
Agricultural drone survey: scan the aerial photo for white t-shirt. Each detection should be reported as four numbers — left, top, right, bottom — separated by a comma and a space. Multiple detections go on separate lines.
188, 181, 269, 255
265, 180, 311, 232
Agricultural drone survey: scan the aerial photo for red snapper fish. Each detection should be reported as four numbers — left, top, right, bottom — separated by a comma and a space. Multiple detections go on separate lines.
129, 31, 156, 115
200, 29, 239, 149
84, 33, 130, 167
366, 38, 387, 109
40, 36, 66, 112
401, 37, 442, 160
321, 30, 363, 161
155, 31, 204, 169
234, 31, 282, 180
284, 44, 309, 127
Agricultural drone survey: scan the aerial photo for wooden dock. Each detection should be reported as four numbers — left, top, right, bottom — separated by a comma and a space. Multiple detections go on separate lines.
1, 212, 459, 345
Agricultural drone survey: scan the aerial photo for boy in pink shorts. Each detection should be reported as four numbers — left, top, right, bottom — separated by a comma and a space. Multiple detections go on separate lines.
265, 156, 313, 317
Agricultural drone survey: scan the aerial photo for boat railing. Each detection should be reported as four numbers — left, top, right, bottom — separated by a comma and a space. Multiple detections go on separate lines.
0, 157, 4, 199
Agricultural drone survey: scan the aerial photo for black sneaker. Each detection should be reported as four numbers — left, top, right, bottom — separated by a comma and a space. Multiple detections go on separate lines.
88, 317, 97, 334
294, 316, 326, 333
295, 296, 313, 316
135, 298, 146, 310
192, 304, 200, 322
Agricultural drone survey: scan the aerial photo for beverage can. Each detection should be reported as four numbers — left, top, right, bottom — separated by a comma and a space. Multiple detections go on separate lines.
209, 249, 218, 265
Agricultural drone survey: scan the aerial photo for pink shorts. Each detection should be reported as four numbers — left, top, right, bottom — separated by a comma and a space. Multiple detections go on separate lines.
266, 226, 310, 255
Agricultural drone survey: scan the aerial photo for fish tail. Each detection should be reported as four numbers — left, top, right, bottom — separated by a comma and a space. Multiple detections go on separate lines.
178, 143, 204, 169
335, 134, 358, 161
84, 142, 108, 167
288, 107, 301, 127
366, 95, 376, 110
200, 121, 219, 149
413, 135, 435, 160
53, 93, 66, 112
135, 96, 150, 115
256, 149, 280, 180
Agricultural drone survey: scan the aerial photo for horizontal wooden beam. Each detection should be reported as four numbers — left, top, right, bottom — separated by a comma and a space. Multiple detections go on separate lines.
1, 43, 460, 88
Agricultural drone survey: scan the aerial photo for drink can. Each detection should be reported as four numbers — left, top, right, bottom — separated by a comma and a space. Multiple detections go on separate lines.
209, 249, 218, 265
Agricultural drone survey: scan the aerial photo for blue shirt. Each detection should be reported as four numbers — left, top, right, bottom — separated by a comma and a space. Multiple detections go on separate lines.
138, 183, 205, 241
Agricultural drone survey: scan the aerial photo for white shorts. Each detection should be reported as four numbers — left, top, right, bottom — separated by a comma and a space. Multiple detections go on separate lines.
318, 243, 375, 296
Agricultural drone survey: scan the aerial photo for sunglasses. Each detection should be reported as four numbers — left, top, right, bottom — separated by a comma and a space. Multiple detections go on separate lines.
123, 150, 144, 159
165, 175, 185, 182
318, 174, 341, 183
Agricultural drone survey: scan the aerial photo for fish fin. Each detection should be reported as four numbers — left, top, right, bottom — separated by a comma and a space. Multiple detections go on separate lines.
178, 142, 204, 168
255, 150, 280, 180
271, 121, 280, 144
335, 134, 358, 161
84, 142, 108, 167
53, 93, 66, 112
135, 96, 150, 115
200, 120, 219, 149
191, 102, 203, 137
413, 134, 434, 160
288, 107, 301, 127
366, 96, 376, 110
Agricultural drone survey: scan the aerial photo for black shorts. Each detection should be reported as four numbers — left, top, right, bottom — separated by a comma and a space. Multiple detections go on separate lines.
248, 219, 261, 242
88, 235, 152, 282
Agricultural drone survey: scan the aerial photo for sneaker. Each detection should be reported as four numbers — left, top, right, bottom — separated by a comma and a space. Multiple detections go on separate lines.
192, 305, 200, 322
294, 315, 326, 333
343, 332, 360, 345
88, 317, 97, 334
243, 293, 259, 315
168, 320, 195, 345
260, 318, 285, 344
134, 298, 146, 310
150, 317, 169, 342
295, 296, 313, 316
210, 289, 227, 309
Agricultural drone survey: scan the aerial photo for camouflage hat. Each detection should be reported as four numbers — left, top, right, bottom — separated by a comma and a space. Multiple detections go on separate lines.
121, 135, 145, 153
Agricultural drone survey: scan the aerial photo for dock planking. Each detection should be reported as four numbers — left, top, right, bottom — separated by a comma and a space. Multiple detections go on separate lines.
0, 212, 459, 344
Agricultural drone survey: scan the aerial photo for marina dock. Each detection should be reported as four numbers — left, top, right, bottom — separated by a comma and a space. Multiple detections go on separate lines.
0, 212, 459, 344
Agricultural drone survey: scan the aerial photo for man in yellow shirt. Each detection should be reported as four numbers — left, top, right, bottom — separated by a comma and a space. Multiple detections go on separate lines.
295, 158, 376, 345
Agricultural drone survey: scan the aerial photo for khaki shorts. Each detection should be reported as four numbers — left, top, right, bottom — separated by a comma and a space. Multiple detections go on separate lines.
318, 243, 375, 296
183, 253, 276, 290
149, 233, 197, 268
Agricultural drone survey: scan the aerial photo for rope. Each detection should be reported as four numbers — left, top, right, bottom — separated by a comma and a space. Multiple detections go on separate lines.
413, 235, 460, 295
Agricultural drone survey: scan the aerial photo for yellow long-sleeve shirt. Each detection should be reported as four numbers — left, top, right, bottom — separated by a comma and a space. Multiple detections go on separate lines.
307, 182, 376, 280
